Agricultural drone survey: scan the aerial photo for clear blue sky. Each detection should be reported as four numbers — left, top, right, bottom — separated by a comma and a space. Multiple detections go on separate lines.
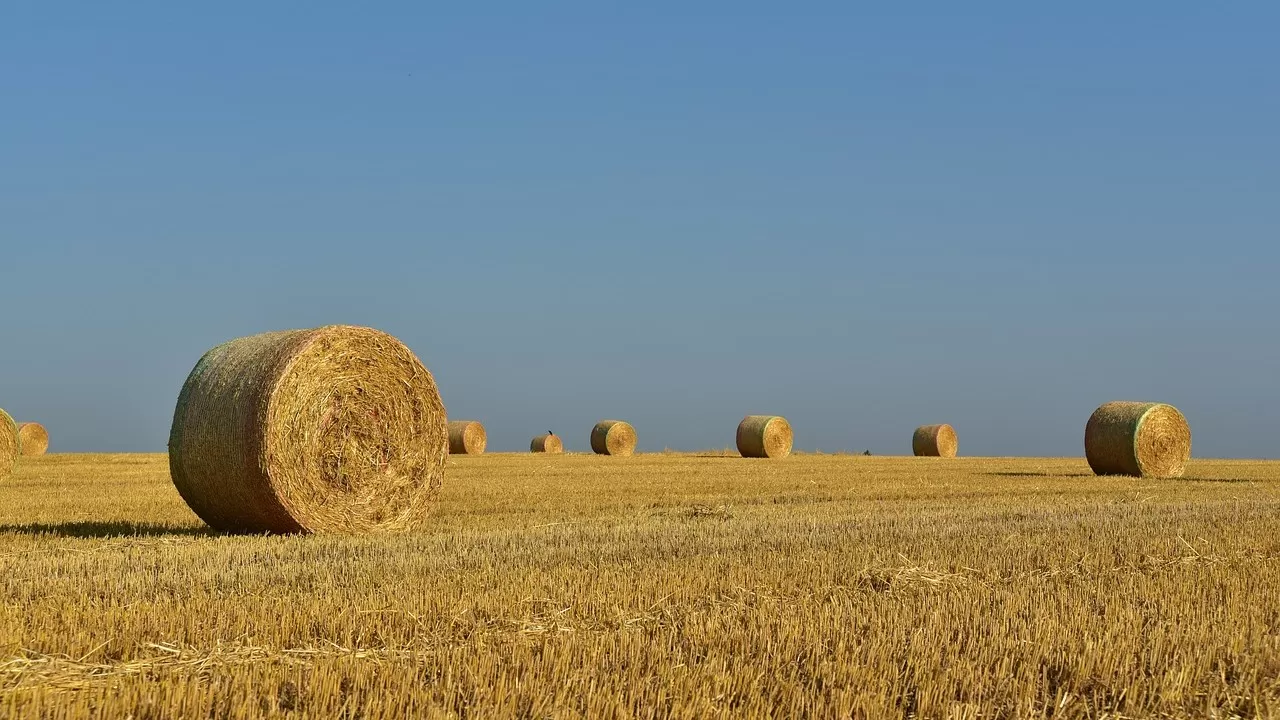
2, 3, 1277, 456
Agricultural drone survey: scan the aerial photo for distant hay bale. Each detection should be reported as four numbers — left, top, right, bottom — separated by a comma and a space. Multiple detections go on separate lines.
1084, 401, 1191, 478
0, 409, 16, 478
168, 325, 448, 534
590, 420, 636, 456
447, 421, 487, 455
531, 433, 563, 454
912, 424, 957, 458
17, 423, 49, 456
736, 415, 793, 459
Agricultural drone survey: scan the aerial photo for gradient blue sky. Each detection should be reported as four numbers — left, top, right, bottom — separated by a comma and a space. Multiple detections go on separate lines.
2, 3, 1277, 456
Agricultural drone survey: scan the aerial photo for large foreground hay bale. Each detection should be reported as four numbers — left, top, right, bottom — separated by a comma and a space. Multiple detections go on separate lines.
912, 424, 957, 458
736, 415, 793, 459
590, 420, 636, 456
531, 433, 563, 454
168, 325, 448, 534
447, 421, 487, 455
17, 423, 49, 456
0, 409, 16, 478
1084, 401, 1190, 478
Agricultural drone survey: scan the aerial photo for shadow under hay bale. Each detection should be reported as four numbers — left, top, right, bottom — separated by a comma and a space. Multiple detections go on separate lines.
0, 521, 214, 538
447, 421, 487, 455
1084, 401, 1191, 478
590, 420, 636, 456
168, 325, 448, 534
912, 424, 957, 457
736, 415, 793, 459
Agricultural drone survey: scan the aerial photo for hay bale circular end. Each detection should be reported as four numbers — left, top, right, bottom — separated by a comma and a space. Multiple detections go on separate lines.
168, 325, 448, 534
0, 409, 17, 478
912, 424, 957, 458
17, 423, 50, 456
531, 433, 564, 454
590, 420, 636, 456
447, 421, 487, 455
737, 415, 793, 459
1085, 401, 1190, 478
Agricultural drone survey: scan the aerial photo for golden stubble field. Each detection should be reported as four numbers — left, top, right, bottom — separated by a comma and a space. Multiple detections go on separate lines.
2, 453, 1279, 719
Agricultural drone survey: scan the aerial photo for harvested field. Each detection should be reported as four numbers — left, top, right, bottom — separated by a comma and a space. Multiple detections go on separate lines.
2, 453, 1280, 718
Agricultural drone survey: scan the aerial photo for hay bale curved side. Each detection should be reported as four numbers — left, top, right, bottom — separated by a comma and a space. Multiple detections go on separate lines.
912, 424, 957, 458
17, 423, 50, 456
1084, 401, 1190, 478
531, 433, 563, 454
447, 421, 487, 455
0, 409, 17, 478
736, 415, 793, 459
590, 420, 636, 456
168, 325, 448, 534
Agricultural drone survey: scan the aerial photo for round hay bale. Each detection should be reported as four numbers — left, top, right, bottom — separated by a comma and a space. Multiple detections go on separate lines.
1084, 401, 1190, 478
912, 424, 957, 458
0, 409, 17, 478
736, 415, 793, 459
17, 422, 49, 457
168, 325, 448, 534
447, 421, 487, 455
531, 433, 563, 454
590, 420, 636, 456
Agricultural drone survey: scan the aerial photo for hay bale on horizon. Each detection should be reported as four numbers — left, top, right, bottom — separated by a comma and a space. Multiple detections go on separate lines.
168, 325, 448, 534
17, 422, 49, 457
1084, 401, 1190, 478
590, 420, 636, 456
531, 433, 563, 454
0, 409, 16, 479
736, 415, 793, 459
912, 424, 957, 458
447, 421, 487, 455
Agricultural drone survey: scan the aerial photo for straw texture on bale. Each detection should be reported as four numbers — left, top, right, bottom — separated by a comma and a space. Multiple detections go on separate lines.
447, 421, 487, 455
736, 415, 793, 459
912, 424, 957, 458
0, 409, 16, 478
590, 420, 637, 456
531, 433, 563, 454
1084, 401, 1191, 478
168, 325, 448, 534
